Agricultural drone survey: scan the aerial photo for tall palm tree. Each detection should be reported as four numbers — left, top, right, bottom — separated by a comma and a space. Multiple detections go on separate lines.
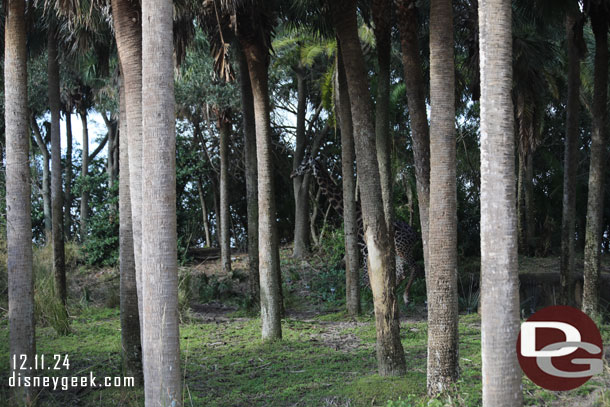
373, 0, 394, 231
427, 0, 458, 395
118, 76, 143, 384
219, 111, 232, 275
200, 0, 283, 338
141, 0, 182, 403
479, 0, 523, 405
396, 0, 431, 279
236, 1, 284, 340
238, 47, 260, 305
560, 7, 585, 306
48, 21, 67, 305
5, 0, 36, 403
336, 43, 360, 317
111, 0, 144, 330
329, 0, 406, 376
582, 2, 608, 318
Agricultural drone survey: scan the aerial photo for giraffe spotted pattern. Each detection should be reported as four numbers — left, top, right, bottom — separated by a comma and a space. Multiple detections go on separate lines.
292, 155, 421, 305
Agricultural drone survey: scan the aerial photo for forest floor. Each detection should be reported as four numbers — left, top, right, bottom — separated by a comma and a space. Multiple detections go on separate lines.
0, 247, 609, 406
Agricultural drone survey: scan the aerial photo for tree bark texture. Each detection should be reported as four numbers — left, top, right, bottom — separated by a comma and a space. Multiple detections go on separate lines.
141, 0, 182, 403
112, 0, 144, 331
479, 0, 523, 404
48, 26, 67, 306
292, 66, 311, 258
331, 0, 406, 376
5, 0, 36, 403
560, 11, 583, 306
560, 12, 583, 307
373, 0, 394, 231
241, 34, 283, 340
336, 45, 360, 317
65, 111, 73, 238
219, 112, 232, 275
397, 0, 431, 278
427, 0, 459, 395
118, 77, 143, 385
238, 47, 260, 304
582, 10, 608, 318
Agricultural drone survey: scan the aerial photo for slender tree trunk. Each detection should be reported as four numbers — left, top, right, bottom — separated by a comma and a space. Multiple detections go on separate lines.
79, 108, 89, 240
427, 0, 459, 394
517, 151, 526, 251
49, 25, 67, 306
292, 67, 311, 258
141, 0, 182, 403
65, 111, 73, 238
524, 152, 535, 254
239, 48, 260, 304
212, 183, 221, 246
582, 11, 608, 318
118, 77, 143, 385
111, 0, 144, 335
373, 0, 394, 231
103, 114, 118, 188
479, 0, 523, 404
219, 112, 232, 275
31, 117, 52, 238
336, 45, 360, 317
331, 0, 406, 376
397, 0, 431, 278
197, 178, 212, 247
5, 0, 36, 403
240, 32, 283, 341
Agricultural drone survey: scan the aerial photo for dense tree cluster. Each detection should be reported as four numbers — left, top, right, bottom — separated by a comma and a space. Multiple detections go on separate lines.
2, 0, 609, 405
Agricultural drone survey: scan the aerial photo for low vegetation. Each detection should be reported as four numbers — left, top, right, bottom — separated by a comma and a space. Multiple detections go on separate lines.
1, 242, 608, 406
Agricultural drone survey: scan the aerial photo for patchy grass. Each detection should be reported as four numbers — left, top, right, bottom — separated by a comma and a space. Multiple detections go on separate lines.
2, 306, 607, 406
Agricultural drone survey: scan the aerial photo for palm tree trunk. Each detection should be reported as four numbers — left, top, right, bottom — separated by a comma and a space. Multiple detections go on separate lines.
240, 35, 283, 341
118, 76, 142, 385
111, 0, 144, 332
5, 0, 36, 403
31, 117, 52, 238
373, 0, 394, 231
49, 25, 67, 306
427, 0, 458, 394
582, 11, 608, 318
336, 45, 360, 317
331, 0, 406, 376
397, 0, 431, 279
238, 48, 259, 304
292, 66, 311, 258
141, 0, 182, 403
219, 112, 232, 275
478, 0, 523, 404
517, 151, 526, 251
79, 108, 89, 240
65, 111, 73, 238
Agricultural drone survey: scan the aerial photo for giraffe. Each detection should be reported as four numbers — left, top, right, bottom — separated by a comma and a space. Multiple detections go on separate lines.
291, 154, 421, 305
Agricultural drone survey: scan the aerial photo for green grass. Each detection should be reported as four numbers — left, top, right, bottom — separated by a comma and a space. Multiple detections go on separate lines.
1, 304, 608, 406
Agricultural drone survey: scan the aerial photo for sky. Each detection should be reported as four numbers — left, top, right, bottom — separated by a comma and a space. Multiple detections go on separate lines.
38, 110, 109, 158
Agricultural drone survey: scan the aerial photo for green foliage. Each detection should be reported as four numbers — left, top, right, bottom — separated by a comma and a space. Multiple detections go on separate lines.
81, 177, 119, 267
